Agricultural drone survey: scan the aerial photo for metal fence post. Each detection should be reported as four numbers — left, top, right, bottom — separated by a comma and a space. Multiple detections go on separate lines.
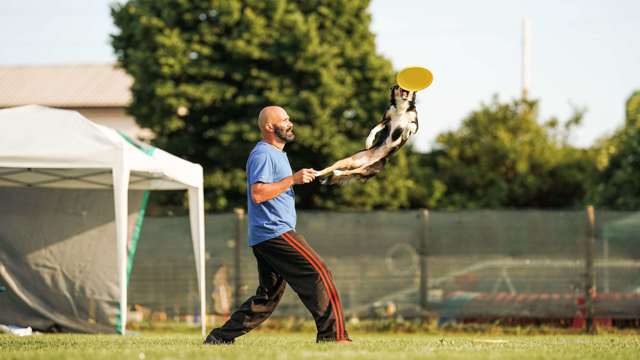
419, 209, 429, 314
585, 205, 596, 334
603, 234, 610, 293
233, 208, 245, 309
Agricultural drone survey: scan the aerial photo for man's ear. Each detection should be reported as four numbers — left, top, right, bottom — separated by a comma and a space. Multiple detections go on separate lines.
265, 122, 273, 132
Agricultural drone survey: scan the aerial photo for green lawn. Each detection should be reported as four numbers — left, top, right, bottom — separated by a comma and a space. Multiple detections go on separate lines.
2, 332, 640, 360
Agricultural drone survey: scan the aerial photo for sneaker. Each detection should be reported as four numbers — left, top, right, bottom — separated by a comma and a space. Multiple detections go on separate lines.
203, 332, 234, 345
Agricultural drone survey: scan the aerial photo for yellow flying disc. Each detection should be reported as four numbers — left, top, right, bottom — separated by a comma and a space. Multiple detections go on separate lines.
396, 66, 433, 92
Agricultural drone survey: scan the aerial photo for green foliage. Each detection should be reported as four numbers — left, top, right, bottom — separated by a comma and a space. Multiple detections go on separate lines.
407, 150, 447, 209
625, 90, 640, 128
593, 90, 640, 210
111, 0, 414, 211
111, 1, 638, 211
415, 96, 595, 209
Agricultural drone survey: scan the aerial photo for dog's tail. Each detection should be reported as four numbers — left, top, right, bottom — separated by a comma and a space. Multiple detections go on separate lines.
319, 173, 346, 185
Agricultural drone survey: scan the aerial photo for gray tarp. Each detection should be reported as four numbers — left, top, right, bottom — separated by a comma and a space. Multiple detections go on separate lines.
602, 212, 640, 258
0, 187, 143, 333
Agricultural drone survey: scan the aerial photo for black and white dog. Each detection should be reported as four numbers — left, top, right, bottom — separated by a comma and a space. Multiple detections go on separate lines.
316, 85, 418, 184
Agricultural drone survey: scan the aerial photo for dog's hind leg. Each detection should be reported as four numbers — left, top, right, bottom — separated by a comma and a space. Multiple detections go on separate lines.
315, 158, 354, 177
315, 150, 372, 177
325, 159, 386, 185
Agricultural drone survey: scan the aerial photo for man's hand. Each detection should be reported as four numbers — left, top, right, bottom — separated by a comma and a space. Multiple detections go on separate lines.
292, 168, 316, 184
251, 168, 316, 204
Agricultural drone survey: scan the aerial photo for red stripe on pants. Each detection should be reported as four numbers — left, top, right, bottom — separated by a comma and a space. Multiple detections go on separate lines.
281, 232, 345, 340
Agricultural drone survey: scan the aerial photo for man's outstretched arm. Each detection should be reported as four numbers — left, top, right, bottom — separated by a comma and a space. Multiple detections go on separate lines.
251, 168, 316, 204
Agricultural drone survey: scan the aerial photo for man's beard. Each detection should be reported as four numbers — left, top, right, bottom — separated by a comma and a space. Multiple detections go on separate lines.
274, 125, 295, 142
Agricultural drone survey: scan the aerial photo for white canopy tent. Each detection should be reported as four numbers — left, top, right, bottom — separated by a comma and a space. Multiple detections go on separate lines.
0, 105, 206, 336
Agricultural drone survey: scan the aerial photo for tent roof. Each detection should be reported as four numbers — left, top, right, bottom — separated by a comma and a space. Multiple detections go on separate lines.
0, 105, 202, 190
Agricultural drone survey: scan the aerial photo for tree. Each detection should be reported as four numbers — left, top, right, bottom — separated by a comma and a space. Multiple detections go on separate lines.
594, 90, 640, 210
420, 96, 594, 209
406, 149, 447, 209
111, 0, 415, 211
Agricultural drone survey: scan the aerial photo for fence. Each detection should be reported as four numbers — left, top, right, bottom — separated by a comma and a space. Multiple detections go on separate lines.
129, 208, 640, 325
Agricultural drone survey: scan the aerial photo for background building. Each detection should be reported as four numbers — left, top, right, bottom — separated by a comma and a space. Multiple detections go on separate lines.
0, 64, 152, 140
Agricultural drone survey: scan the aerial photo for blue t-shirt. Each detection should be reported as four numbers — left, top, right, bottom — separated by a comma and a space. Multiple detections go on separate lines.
246, 141, 296, 246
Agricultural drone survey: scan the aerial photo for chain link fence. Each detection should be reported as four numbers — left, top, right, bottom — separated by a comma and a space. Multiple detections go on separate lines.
129, 209, 640, 325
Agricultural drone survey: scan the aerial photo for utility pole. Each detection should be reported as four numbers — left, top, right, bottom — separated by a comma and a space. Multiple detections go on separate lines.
521, 17, 531, 100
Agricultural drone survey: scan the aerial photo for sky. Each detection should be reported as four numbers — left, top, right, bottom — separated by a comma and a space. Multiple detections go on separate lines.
1, 0, 639, 152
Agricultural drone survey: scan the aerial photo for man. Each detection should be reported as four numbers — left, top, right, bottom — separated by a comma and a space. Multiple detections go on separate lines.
204, 106, 350, 344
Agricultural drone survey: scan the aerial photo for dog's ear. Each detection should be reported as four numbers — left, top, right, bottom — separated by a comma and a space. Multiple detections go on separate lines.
408, 91, 417, 110
390, 85, 398, 105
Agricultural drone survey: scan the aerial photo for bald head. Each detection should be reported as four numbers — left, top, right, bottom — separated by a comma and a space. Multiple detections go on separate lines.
257, 106, 295, 147
258, 106, 287, 133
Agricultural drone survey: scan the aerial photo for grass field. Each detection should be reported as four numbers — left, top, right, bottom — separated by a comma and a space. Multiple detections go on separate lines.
2, 331, 640, 360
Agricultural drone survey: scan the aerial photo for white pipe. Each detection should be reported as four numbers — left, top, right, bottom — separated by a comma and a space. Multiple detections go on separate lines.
113, 161, 130, 335
522, 17, 531, 99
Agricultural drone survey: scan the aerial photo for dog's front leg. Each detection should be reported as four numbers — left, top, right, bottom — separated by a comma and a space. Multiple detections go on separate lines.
409, 113, 418, 135
366, 113, 391, 149
365, 123, 386, 149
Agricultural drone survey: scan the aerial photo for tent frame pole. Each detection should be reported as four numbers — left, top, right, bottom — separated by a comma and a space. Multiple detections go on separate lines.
189, 186, 207, 337
113, 161, 130, 335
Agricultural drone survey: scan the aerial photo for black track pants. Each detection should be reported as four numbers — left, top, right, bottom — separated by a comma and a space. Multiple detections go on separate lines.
207, 230, 349, 342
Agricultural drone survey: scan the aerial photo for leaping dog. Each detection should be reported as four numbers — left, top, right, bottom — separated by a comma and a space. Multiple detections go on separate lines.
316, 85, 418, 184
